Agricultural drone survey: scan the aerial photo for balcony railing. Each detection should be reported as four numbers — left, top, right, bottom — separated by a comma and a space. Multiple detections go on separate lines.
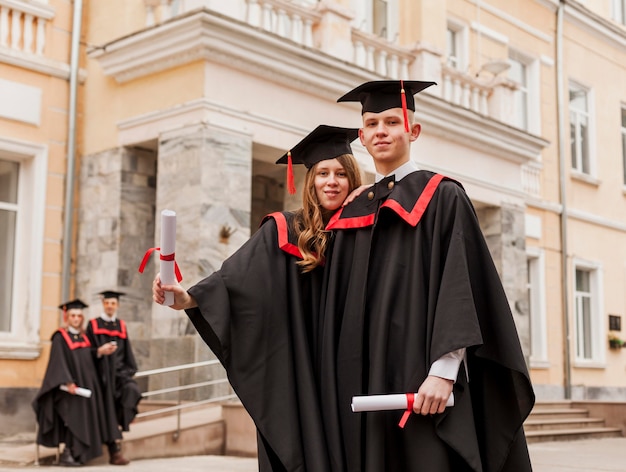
441, 64, 490, 116
245, 0, 320, 47
351, 29, 411, 78
0, 0, 53, 56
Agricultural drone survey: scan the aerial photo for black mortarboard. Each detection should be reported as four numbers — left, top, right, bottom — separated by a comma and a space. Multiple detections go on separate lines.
58, 299, 88, 311
337, 80, 436, 114
99, 290, 125, 300
337, 80, 436, 132
276, 125, 359, 194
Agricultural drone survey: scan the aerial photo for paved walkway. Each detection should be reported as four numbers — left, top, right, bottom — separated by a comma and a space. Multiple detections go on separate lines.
2, 437, 626, 471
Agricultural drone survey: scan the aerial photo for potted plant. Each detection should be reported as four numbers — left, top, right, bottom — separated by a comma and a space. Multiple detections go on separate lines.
608, 332, 624, 349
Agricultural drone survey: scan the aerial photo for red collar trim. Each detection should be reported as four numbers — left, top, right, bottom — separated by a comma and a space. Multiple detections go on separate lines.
326, 209, 375, 230
59, 328, 92, 350
267, 212, 304, 259
326, 173, 444, 229
380, 173, 444, 226
90, 318, 128, 339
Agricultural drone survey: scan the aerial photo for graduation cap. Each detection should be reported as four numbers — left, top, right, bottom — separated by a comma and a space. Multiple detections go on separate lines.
276, 125, 359, 195
337, 80, 436, 132
99, 290, 126, 300
58, 299, 89, 311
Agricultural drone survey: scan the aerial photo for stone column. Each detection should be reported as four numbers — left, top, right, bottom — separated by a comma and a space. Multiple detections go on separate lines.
476, 204, 530, 360
148, 123, 253, 399
75, 146, 157, 372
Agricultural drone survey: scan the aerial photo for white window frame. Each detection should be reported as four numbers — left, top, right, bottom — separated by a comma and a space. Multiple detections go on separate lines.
508, 49, 540, 135
572, 259, 605, 367
351, 0, 399, 42
569, 81, 596, 178
446, 19, 468, 72
0, 137, 47, 359
612, 0, 626, 25
527, 248, 548, 367
621, 104, 626, 188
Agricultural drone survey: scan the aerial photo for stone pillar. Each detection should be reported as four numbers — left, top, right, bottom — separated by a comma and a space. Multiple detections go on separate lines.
75, 146, 157, 370
476, 204, 530, 360
148, 123, 253, 399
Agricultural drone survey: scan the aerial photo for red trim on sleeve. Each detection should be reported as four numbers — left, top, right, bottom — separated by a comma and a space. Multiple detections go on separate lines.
59, 328, 92, 350
381, 173, 444, 226
90, 318, 128, 339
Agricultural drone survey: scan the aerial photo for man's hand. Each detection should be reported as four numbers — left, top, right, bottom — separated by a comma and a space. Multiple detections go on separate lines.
342, 184, 372, 206
152, 273, 197, 310
413, 375, 453, 415
66, 383, 77, 395
97, 342, 117, 357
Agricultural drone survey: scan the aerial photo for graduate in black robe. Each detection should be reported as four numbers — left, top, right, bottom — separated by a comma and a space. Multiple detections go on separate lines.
318, 80, 535, 471
152, 126, 364, 472
33, 299, 108, 466
85, 290, 141, 465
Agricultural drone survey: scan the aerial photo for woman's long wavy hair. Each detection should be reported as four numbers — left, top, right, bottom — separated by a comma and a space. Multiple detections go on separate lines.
293, 154, 362, 273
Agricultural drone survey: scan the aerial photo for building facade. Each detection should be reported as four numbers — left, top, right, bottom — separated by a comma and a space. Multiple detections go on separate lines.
1, 0, 625, 434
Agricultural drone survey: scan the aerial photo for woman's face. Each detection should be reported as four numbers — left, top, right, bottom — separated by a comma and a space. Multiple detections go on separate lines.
313, 158, 351, 211
66, 309, 84, 330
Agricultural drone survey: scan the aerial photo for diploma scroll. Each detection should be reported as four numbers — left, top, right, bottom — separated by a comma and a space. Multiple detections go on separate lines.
351, 392, 454, 413
60, 385, 92, 398
160, 210, 177, 307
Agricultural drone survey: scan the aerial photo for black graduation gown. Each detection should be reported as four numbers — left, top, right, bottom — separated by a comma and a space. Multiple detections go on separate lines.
32, 329, 106, 464
321, 171, 535, 472
85, 318, 142, 435
185, 211, 331, 472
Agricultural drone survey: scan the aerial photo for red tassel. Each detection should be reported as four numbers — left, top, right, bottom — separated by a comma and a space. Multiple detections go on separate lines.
62, 306, 67, 324
287, 151, 296, 195
400, 80, 409, 133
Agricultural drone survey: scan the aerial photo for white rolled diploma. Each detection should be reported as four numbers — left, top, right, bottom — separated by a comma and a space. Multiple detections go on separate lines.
160, 209, 177, 306
351, 392, 454, 412
60, 385, 92, 398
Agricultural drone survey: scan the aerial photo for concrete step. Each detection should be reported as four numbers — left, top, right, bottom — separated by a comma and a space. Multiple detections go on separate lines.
527, 407, 590, 420
524, 416, 606, 431
525, 401, 624, 444
525, 426, 623, 444
1, 404, 228, 467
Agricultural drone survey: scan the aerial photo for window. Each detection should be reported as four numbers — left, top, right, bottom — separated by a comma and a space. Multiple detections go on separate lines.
0, 160, 19, 332
351, 0, 398, 41
509, 56, 528, 130
569, 83, 592, 175
573, 262, 603, 363
0, 137, 47, 359
446, 28, 459, 69
373, 0, 388, 38
621, 106, 626, 186
527, 250, 548, 365
446, 21, 467, 71
612, 0, 626, 25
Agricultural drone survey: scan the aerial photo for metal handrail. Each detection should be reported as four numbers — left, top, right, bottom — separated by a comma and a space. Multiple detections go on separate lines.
135, 359, 221, 377
134, 359, 236, 440
140, 378, 228, 398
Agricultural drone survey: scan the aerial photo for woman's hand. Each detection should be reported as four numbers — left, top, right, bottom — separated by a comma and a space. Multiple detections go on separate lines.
152, 273, 197, 310
342, 184, 372, 206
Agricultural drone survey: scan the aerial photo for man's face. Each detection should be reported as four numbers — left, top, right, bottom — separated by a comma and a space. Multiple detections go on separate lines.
359, 108, 421, 175
102, 297, 119, 316
66, 309, 84, 330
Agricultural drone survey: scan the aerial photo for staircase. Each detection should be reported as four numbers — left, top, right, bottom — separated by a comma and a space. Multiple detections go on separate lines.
0, 400, 257, 467
525, 401, 624, 443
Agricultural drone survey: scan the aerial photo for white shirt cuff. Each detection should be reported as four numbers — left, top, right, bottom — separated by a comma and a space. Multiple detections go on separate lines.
428, 348, 466, 381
